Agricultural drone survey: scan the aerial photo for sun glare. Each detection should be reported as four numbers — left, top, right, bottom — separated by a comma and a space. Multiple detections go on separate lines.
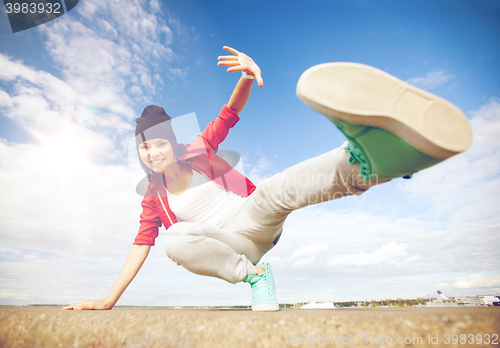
34, 128, 89, 171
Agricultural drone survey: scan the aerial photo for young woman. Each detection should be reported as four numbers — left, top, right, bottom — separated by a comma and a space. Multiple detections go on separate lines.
63, 46, 472, 311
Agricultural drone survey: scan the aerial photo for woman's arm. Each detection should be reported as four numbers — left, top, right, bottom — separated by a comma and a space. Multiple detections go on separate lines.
62, 244, 151, 310
227, 76, 254, 115
218, 46, 263, 114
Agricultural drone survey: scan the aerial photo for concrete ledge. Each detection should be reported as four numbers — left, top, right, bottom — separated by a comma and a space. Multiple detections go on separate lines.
0, 306, 499, 347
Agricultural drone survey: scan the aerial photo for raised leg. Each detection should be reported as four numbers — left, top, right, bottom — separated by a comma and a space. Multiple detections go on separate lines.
229, 143, 378, 252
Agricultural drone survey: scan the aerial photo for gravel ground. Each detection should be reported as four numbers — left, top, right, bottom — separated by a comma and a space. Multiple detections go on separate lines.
0, 306, 498, 348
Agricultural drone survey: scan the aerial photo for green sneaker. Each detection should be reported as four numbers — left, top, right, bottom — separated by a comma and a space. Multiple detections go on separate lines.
243, 262, 279, 311
296, 62, 472, 181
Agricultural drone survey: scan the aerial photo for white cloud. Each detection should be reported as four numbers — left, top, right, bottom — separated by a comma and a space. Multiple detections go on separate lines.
291, 243, 329, 259
40, 0, 176, 110
149, 0, 161, 13
437, 282, 451, 290
0, 88, 13, 107
169, 68, 190, 78
327, 241, 409, 267
452, 273, 500, 289
293, 256, 318, 269
406, 70, 455, 89
0, 54, 133, 155
290, 242, 329, 269
246, 150, 272, 184
266, 206, 425, 278
0, 139, 142, 255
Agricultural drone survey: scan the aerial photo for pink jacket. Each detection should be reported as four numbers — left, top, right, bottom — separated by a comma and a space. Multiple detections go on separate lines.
133, 105, 256, 246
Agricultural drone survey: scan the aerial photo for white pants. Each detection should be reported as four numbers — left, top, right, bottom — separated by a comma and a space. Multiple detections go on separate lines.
164, 145, 378, 283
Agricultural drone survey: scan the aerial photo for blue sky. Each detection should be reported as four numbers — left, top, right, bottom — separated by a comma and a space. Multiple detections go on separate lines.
0, 0, 499, 306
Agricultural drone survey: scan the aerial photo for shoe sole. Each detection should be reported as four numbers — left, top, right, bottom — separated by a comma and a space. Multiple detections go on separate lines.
252, 304, 280, 311
296, 62, 472, 160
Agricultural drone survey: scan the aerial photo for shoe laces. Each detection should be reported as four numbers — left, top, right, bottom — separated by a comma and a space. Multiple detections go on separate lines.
251, 273, 273, 296
345, 141, 371, 180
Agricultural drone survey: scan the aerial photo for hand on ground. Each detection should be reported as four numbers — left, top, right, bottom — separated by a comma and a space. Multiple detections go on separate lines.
62, 299, 112, 310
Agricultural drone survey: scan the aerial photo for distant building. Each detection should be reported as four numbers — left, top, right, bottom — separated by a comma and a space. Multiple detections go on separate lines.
301, 301, 336, 309
426, 290, 499, 307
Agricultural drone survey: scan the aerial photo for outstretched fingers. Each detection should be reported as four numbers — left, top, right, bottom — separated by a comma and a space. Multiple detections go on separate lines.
217, 59, 240, 67
255, 73, 264, 88
218, 55, 238, 62
218, 45, 264, 87
223, 46, 240, 55
62, 304, 81, 310
218, 52, 239, 70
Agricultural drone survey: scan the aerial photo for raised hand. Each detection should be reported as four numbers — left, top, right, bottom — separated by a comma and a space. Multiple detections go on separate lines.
218, 46, 264, 88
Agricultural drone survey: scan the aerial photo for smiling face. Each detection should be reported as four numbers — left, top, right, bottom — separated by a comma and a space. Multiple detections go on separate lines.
138, 138, 175, 173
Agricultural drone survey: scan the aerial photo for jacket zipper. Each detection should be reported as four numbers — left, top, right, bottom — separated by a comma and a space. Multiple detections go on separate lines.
157, 190, 174, 226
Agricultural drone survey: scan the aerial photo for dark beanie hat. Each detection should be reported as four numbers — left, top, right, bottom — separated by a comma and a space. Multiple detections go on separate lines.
135, 105, 177, 148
